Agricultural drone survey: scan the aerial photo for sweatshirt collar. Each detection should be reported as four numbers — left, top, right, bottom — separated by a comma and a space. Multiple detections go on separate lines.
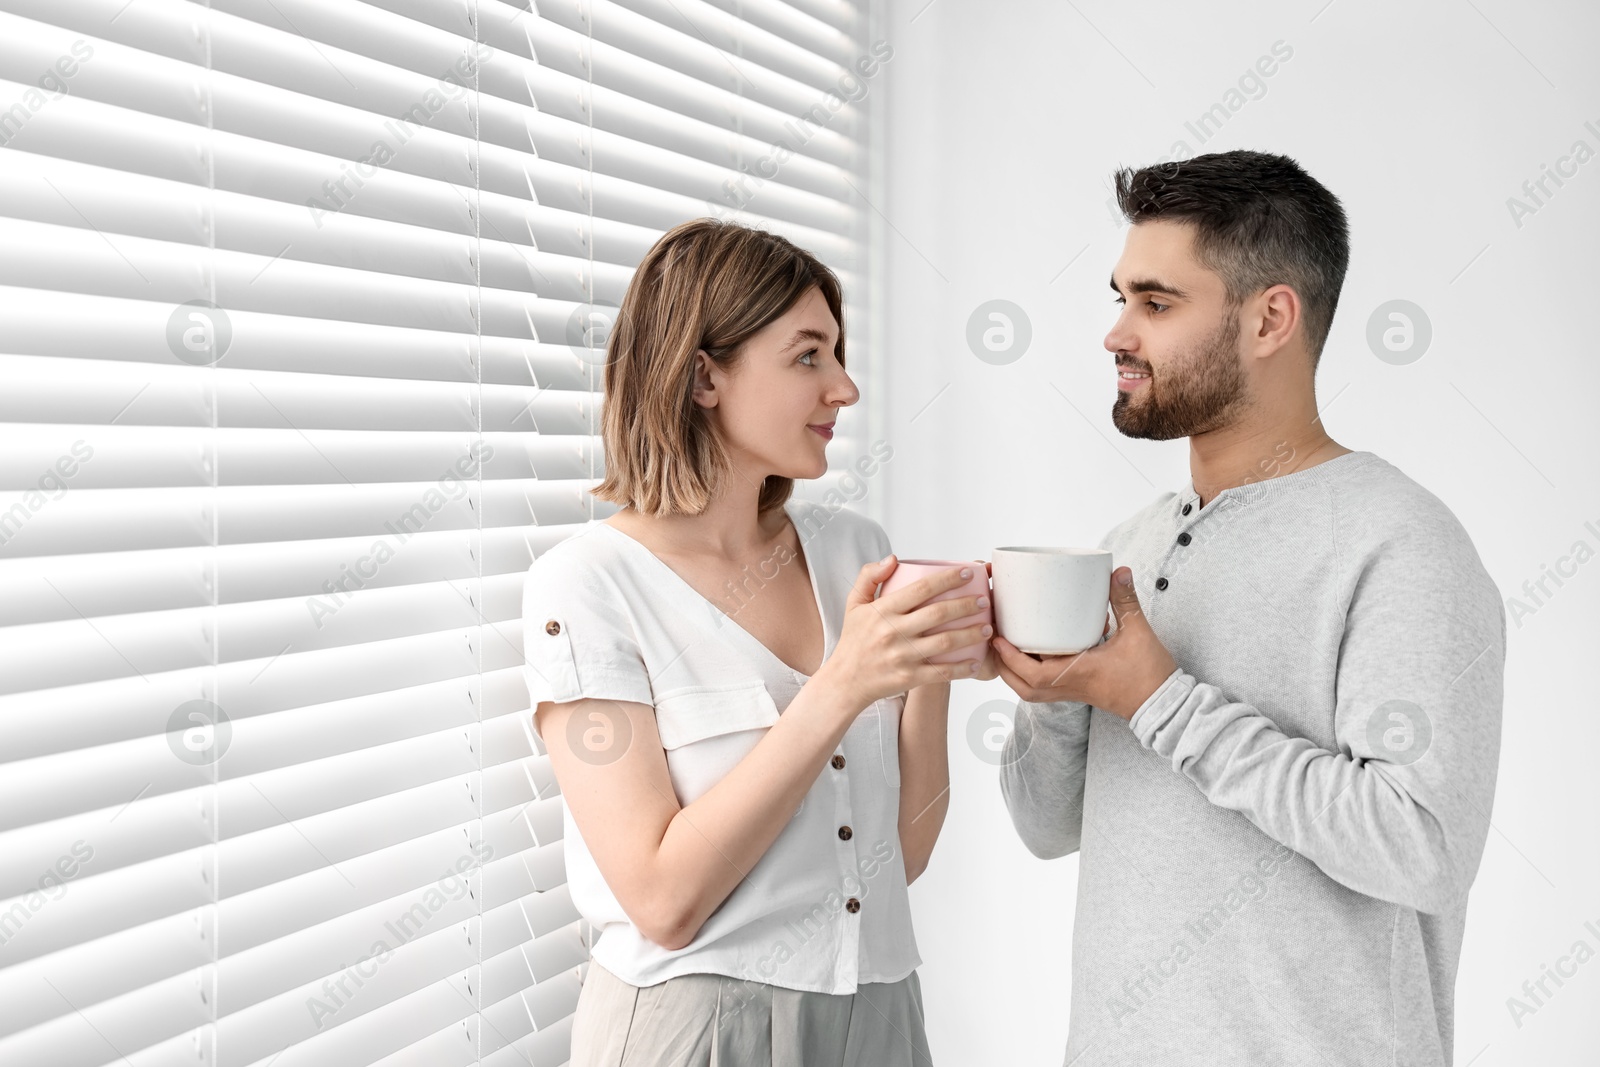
1181, 450, 1378, 512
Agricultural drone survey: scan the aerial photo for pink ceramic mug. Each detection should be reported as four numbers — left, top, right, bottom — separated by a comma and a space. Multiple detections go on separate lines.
875, 558, 992, 665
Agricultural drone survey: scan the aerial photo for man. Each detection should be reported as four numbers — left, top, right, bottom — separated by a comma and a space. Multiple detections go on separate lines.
991, 150, 1504, 1066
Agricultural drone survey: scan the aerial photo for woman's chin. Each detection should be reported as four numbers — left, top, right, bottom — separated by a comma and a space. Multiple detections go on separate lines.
778, 457, 830, 482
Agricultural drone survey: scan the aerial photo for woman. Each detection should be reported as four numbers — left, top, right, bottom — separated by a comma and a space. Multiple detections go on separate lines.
522, 219, 995, 1066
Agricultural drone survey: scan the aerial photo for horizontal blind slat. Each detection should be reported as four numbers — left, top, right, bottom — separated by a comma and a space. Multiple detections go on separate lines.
0, 658, 538, 772
0, 848, 207, 969
0, 526, 578, 631
221, 966, 479, 1067
0, 909, 210, 1042
0, 964, 209, 1067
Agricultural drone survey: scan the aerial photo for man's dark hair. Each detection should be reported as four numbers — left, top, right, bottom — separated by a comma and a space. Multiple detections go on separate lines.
1113, 150, 1350, 367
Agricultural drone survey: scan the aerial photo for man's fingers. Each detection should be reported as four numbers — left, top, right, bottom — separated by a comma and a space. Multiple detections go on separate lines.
1041, 653, 1084, 689
989, 635, 1034, 672
996, 662, 1035, 701
992, 636, 1073, 690
996, 658, 1050, 703
1108, 566, 1146, 627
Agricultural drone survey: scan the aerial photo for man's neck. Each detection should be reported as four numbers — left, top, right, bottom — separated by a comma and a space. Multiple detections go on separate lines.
1189, 422, 1350, 509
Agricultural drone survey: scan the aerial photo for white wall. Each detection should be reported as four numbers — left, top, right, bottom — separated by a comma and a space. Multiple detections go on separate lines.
872, 1, 1600, 1063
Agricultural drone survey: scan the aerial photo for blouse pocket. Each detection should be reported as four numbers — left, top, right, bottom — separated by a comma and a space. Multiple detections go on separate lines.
653, 682, 780, 750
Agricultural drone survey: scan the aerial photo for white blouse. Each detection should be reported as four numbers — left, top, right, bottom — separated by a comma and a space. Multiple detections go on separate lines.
521, 498, 919, 995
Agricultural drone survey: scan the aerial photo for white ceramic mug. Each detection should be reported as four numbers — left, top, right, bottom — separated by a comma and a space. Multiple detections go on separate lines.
991, 546, 1113, 655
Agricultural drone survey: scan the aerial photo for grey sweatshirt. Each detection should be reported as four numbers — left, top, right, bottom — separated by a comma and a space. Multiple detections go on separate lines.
1000, 451, 1505, 1067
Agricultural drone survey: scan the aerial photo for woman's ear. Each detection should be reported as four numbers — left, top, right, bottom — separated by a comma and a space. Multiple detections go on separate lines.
690, 348, 718, 410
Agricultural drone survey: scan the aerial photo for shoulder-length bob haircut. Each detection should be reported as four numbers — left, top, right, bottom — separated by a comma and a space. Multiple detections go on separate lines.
591, 218, 846, 517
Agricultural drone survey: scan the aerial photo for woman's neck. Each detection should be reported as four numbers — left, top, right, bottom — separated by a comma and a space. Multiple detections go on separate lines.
606, 481, 784, 561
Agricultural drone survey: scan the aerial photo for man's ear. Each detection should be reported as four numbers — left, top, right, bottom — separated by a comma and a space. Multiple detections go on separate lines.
690, 348, 718, 409
1253, 284, 1302, 357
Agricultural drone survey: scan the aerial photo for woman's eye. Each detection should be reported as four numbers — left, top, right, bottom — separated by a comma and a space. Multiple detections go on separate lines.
798, 350, 817, 366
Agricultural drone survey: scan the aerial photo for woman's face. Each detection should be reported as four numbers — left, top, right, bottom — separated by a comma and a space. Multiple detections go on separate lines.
694, 285, 859, 482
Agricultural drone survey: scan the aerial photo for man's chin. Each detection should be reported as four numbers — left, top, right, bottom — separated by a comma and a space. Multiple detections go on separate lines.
1114, 422, 1183, 442
1113, 395, 1167, 440
1112, 409, 1194, 442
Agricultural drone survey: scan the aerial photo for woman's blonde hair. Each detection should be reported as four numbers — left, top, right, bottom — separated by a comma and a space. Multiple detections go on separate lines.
591, 218, 846, 517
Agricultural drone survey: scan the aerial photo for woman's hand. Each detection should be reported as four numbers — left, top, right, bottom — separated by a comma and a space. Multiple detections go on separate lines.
820, 555, 992, 710
970, 561, 1001, 681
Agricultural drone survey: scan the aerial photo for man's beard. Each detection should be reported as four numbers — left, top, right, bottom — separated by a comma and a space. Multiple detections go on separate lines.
1112, 313, 1249, 441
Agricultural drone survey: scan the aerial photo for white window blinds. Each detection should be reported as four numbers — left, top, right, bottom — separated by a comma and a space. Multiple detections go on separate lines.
0, 0, 877, 1064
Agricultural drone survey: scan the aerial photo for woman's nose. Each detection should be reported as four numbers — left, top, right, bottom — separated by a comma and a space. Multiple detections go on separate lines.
832, 371, 860, 407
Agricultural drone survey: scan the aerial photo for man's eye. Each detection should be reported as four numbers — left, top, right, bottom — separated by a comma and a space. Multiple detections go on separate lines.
1148, 301, 1169, 313
1113, 297, 1125, 306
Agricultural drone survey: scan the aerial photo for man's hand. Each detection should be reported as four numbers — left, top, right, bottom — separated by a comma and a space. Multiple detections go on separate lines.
989, 567, 1178, 721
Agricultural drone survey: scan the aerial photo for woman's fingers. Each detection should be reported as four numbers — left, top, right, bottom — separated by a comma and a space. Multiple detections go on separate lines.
874, 565, 975, 615
928, 619, 993, 654
845, 555, 897, 610
845, 560, 999, 696
908, 657, 979, 687
901, 592, 988, 635
897, 621, 991, 677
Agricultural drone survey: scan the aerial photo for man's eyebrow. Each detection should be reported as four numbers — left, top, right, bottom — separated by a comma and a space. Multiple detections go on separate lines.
780, 327, 831, 351
1109, 274, 1189, 299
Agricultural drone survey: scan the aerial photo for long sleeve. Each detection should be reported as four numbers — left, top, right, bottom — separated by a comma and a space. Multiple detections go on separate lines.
997, 524, 1122, 860
1127, 524, 1507, 915
999, 699, 1093, 859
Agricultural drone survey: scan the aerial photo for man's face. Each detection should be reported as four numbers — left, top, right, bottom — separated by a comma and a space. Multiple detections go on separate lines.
1105, 220, 1249, 441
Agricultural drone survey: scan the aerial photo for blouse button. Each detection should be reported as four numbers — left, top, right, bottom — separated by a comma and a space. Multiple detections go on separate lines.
831, 754, 846, 770
838, 825, 853, 841
845, 898, 861, 914
544, 619, 561, 636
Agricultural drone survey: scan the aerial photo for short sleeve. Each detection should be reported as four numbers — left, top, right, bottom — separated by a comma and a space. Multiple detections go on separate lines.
522, 550, 654, 714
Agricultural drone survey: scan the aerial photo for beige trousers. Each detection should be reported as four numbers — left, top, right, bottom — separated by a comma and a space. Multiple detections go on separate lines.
568, 960, 935, 1067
